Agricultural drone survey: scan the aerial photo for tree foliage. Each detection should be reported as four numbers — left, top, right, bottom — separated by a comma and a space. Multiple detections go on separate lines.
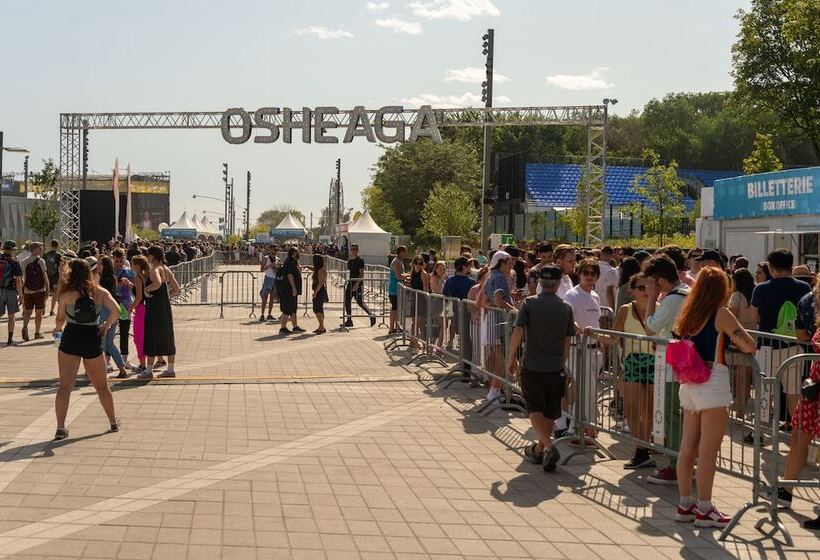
627, 150, 687, 247
422, 182, 478, 238
360, 185, 403, 234
255, 205, 304, 229
371, 139, 481, 236
743, 133, 784, 174
26, 159, 61, 243
732, 0, 820, 159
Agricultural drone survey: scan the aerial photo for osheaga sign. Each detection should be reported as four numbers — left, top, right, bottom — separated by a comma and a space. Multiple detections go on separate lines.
221, 105, 441, 145
713, 167, 820, 220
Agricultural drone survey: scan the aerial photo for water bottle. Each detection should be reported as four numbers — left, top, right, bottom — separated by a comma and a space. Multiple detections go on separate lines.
118, 303, 129, 320
53, 331, 62, 349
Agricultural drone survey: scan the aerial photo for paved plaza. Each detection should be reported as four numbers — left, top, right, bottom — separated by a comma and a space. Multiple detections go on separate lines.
0, 305, 818, 559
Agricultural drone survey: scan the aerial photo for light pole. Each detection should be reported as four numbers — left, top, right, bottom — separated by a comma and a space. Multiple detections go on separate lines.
0, 131, 31, 241
479, 29, 494, 253
601, 98, 617, 242
194, 195, 245, 239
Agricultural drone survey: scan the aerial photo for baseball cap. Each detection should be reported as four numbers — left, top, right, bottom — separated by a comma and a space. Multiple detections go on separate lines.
2, 240, 16, 251
488, 250, 511, 269
538, 265, 561, 281
696, 249, 724, 264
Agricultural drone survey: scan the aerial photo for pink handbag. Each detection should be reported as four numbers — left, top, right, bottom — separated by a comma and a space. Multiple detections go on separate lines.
666, 339, 711, 384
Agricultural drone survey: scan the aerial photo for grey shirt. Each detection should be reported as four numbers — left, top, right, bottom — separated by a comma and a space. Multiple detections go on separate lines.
514, 293, 575, 373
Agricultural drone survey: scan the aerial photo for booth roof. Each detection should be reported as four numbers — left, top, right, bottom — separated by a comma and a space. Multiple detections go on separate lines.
169, 211, 197, 230
348, 210, 389, 234
274, 213, 307, 232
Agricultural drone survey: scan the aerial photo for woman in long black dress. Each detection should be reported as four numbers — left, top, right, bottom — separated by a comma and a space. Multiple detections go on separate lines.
138, 246, 180, 380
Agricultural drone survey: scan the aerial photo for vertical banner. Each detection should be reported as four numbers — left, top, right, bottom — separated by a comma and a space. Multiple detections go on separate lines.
756, 346, 773, 425
112, 159, 120, 239
652, 346, 667, 446
124, 164, 133, 243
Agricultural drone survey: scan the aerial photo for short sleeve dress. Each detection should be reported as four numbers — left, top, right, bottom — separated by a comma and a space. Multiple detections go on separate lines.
793, 330, 820, 438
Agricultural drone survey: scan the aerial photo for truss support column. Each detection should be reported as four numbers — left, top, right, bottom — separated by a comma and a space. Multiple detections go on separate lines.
59, 117, 82, 250
584, 119, 606, 246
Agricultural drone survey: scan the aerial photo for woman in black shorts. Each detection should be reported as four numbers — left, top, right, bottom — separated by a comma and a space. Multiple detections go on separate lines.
52, 259, 121, 440
311, 254, 328, 334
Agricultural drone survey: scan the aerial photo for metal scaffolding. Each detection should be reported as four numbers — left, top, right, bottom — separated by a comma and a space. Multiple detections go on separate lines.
59, 106, 606, 247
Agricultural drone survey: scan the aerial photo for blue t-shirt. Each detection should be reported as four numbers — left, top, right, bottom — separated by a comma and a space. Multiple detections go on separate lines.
484, 270, 511, 304
750, 277, 811, 333
795, 291, 816, 337
443, 274, 476, 300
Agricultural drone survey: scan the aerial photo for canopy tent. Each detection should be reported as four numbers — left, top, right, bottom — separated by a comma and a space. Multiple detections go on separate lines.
271, 213, 307, 238
164, 211, 198, 239
344, 210, 391, 266
191, 213, 220, 240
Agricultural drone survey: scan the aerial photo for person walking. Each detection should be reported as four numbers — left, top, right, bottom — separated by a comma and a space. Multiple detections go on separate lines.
44, 240, 62, 317
98, 257, 129, 378
129, 255, 150, 374
0, 241, 23, 346
507, 265, 575, 472
311, 254, 328, 334
344, 244, 375, 327
20, 241, 50, 341
259, 245, 279, 322
672, 266, 755, 528
138, 246, 180, 379
279, 247, 305, 336
112, 248, 136, 369
52, 259, 121, 439
388, 246, 408, 334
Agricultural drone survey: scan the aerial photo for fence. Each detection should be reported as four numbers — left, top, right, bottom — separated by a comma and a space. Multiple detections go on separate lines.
387, 283, 820, 544
168, 254, 216, 303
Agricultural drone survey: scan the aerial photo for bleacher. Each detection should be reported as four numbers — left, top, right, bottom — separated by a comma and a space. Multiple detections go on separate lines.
525, 163, 740, 209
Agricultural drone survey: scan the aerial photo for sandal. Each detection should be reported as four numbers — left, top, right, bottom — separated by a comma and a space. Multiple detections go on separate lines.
110, 418, 121, 432
313, 328, 326, 334
109, 372, 128, 379
524, 443, 544, 464
54, 428, 69, 440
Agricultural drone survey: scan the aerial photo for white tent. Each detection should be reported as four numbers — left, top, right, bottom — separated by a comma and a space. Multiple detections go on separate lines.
346, 210, 391, 266
271, 213, 307, 238
165, 211, 199, 239
169, 210, 197, 230
198, 216, 221, 240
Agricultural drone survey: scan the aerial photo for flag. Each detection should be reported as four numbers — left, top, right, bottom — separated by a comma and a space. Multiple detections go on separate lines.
112, 158, 120, 240
124, 163, 134, 243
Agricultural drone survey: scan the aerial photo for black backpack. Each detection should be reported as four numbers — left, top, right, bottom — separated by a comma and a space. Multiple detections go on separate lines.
68, 293, 99, 324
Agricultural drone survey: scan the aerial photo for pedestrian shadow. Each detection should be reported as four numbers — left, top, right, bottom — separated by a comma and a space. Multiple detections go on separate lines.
0, 432, 107, 461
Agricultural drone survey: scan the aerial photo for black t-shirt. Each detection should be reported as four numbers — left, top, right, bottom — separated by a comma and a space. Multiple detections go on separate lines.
750, 277, 811, 333
282, 257, 302, 296
184, 247, 196, 261
165, 251, 180, 266
348, 256, 365, 279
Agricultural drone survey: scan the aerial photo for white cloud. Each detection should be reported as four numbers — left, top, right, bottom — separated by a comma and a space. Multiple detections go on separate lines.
546, 67, 614, 90
401, 92, 510, 107
444, 66, 509, 84
293, 26, 354, 40
409, 0, 500, 21
374, 17, 423, 35
364, 2, 390, 13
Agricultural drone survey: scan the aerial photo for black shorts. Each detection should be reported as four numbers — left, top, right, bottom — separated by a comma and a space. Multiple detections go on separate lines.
59, 323, 103, 359
521, 368, 566, 419
312, 298, 325, 314
280, 294, 298, 315
49, 275, 60, 292
389, 295, 397, 311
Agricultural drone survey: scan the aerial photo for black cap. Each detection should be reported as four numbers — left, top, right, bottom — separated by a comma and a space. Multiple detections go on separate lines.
2, 240, 16, 251
696, 249, 724, 264
538, 265, 561, 281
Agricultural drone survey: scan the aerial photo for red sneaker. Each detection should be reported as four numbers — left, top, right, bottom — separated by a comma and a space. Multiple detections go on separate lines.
694, 507, 730, 529
675, 503, 697, 522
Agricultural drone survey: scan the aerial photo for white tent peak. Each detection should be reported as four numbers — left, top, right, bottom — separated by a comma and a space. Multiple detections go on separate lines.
169, 211, 196, 230
274, 213, 306, 231
348, 210, 388, 234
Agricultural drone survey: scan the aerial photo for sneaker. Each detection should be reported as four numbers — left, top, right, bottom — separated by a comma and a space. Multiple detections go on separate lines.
156, 359, 167, 367
486, 388, 501, 403
543, 446, 561, 472
157, 370, 176, 379
343, 320, 354, 328
803, 515, 820, 531
110, 418, 121, 432
647, 467, 678, 485
370, 317, 376, 327
776, 487, 793, 509
625, 448, 656, 470
34, 332, 43, 340
6, 335, 12, 346
124, 362, 138, 371
266, 315, 276, 321
22, 326, 29, 342
675, 502, 697, 522
291, 326, 305, 333
259, 315, 266, 322
106, 365, 115, 373
279, 328, 292, 336
694, 506, 730, 529
136, 370, 154, 381
524, 443, 544, 464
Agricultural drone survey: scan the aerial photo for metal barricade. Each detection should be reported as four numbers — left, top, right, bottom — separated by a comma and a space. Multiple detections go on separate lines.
339, 277, 389, 329
169, 255, 216, 304
218, 271, 258, 318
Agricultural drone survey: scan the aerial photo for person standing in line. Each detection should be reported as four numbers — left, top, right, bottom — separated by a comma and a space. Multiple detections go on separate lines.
0, 241, 23, 346
388, 246, 408, 334
20, 241, 50, 341
595, 246, 619, 310
429, 261, 448, 353
98, 257, 128, 379
442, 256, 476, 351
526, 244, 553, 296
727, 268, 758, 426
128, 255, 150, 374
138, 246, 180, 379
44, 240, 62, 317
644, 254, 690, 486
344, 244, 376, 327
279, 247, 305, 336
615, 257, 641, 310
507, 265, 575, 472
259, 246, 279, 322
52, 259, 121, 440
673, 267, 755, 529
112, 248, 136, 369
553, 244, 576, 299
408, 255, 430, 351
311, 254, 329, 334
481, 251, 516, 403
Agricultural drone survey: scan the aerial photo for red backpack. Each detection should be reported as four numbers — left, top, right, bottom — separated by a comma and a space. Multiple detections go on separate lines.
24, 259, 45, 292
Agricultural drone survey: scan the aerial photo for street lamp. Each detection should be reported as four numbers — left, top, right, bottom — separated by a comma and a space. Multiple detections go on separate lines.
192, 194, 223, 203
0, 131, 31, 240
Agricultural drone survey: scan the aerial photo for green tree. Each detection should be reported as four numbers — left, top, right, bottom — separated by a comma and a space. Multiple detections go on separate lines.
132, 225, 159, 241
627, 150, 687, 246
255, 205, 304, 229
26, 159, 61, 243
528, 212, 546, 241
371, 139, 480, 235
360, 184, 403, 234
421, 182, 478, 238
733, 0, 820, 159
743, 132, 784, 174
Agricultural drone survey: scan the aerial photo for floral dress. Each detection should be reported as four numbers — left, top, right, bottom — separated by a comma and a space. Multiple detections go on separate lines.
793, 330, 820, 438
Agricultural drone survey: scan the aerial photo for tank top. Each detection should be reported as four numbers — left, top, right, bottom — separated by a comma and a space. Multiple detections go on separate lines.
690, 312, 726, 364
66, 300, 103, 326
410, 270, 424, 291
622, 303, 652, 356
388, 258, 399, 296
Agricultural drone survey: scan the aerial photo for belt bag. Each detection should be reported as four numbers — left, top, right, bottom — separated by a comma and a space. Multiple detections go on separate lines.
666, 339, 711, 384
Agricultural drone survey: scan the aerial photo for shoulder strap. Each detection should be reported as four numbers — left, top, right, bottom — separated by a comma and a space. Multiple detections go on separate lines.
631, 302, 648, 333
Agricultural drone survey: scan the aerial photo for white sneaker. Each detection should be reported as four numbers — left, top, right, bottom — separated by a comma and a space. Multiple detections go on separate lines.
486, 388, 501, 403
105, 365, 115, 373
124, 362, 137, 371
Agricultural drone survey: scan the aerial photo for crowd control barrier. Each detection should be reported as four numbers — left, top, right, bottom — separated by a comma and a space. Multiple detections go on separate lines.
169, 255, 216, 304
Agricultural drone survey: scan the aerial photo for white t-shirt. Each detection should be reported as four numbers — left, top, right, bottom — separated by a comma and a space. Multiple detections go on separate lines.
595, 260, 619, 310
564, 285, 602, 329
263, 255, 279, 279
557, 275, 574, 299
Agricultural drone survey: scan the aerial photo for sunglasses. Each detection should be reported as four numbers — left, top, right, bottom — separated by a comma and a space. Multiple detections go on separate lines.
633, 285, 648, 291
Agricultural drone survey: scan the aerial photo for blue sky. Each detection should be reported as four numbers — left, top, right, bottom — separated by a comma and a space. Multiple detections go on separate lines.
0, 0, 748, 224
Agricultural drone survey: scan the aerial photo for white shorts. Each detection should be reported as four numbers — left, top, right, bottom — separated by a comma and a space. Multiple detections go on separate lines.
679, 363, 732, 412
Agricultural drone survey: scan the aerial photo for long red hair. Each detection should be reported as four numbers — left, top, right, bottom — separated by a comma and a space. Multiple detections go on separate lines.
674, 266, 729, 337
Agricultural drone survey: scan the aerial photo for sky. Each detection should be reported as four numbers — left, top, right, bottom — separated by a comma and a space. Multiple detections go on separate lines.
0, 0, 749, 226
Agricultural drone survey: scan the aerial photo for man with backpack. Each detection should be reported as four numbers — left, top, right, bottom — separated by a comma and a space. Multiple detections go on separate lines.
20, 241, 50, 341
0, 241, 24, 345
750, 248, 811, 422
44, 240, 62, 316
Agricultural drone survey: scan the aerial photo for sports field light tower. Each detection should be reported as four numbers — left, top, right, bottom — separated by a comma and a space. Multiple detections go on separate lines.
245, 171, 251, 239
81, 120, 89, 189
479, 28, 494, 252
222, 163, 229, 238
